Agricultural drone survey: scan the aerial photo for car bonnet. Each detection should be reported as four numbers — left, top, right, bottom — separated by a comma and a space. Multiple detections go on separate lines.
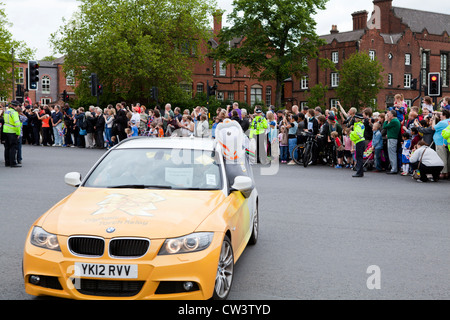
38, 187, 226, 239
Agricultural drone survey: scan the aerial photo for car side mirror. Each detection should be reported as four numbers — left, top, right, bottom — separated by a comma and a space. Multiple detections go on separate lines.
231, 176, 253, 198
65, 172, 82, 187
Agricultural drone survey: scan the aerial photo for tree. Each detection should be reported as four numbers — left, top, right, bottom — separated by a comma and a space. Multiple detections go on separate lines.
306, 83, 328, 111
50, 0, 216, 104
336, 51, 384, 111
211, 0, 328, 108
0, 3, 35, 99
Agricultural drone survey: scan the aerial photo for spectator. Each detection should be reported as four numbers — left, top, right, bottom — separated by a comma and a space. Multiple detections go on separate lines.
278, 125, 289, 164
85, 111, 96, 148
240, 109, 250, 134
371, 122, 383, 172
441, 96, 450, 111
195, 114, 209, 138
266, 111, 278, 162
422, 96, 433, 113
400, 132, 412, 176
330, 131, 344, 168
383, 110, 401, 174
362, 108, 373, 148
104, 109, 114, 148
285, 114, 298, 165
228, 102, 242, 120
410, 140, 444, 182
51, 105, 63, 147
343, 127, 354, 169
431, 109, 450, 179
39, 106, 52, 147
94, 107, 105, 149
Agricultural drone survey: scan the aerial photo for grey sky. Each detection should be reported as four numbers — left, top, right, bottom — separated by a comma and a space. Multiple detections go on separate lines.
3, 0, 449, 59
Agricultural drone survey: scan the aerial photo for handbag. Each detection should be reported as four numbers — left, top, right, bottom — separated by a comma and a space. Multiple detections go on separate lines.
79, 128, 87, 136
412, 147, 427, 180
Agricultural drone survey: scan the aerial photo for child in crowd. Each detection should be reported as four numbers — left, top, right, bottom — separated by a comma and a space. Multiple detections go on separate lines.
343, 127, 354, 168
330, 131, 344, 168
130, 120, 139, 137
410, 127, 420, 150
125, 128, 132, 138
371, 122, 383, 171
278, 125, 288, 163
401, 132, 412, 176
156, 123, 164, 137
148, 122, 158, 138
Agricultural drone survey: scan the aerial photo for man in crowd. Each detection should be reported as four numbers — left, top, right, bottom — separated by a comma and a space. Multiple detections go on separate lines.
383, 110, 401, 174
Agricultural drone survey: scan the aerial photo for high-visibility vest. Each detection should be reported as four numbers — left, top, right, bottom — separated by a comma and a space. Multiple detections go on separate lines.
442, 124, 450, 151
2, 107, 21, 135
249, 116, 268, 139
350, 121, 365, 144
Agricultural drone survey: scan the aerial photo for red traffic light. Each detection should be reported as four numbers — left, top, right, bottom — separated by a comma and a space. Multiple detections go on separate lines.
431, 75, 437, 81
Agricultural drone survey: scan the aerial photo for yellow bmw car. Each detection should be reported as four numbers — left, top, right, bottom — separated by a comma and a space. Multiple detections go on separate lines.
23, 134, 258, 300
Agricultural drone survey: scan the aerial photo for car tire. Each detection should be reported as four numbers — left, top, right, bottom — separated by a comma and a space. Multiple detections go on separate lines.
213, 235, 234, 300
248, 200, 258, 245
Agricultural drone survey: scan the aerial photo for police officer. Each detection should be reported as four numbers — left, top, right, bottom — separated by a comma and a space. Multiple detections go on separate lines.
3, 100, 22, 167
249, 108, 268, 164
350, 113, 365, 177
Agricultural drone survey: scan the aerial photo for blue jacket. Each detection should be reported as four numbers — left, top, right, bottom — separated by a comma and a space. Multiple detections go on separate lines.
372, 130, 383, 150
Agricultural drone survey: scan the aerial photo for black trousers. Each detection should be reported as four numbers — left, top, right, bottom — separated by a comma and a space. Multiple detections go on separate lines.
410, 162, 443, 182
4, 133, 18, 166
355, 141, 365, 176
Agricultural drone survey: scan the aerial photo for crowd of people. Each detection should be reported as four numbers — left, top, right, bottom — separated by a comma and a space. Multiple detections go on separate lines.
1, 95, 450, 182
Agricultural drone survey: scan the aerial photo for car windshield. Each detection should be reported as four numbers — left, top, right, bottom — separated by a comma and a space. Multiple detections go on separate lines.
83, 148, 223, 190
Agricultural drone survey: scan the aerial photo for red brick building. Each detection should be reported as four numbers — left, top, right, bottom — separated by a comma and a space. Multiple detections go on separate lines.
190, 11, 277, 107
284, 0, 450, 110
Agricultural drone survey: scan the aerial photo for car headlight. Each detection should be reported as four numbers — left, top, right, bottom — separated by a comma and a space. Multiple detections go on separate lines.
30, 226, 61, 251
158, 232, 213, 255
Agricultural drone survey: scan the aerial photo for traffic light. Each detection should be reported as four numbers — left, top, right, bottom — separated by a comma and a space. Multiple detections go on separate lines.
411, 78, 417, 91
207, 82, 217, 97
428, 72, 441, 96
28, 60, 40, 90
98, 84, 103, 96
16, 84, 24, 97
62, 90, 69, 102
150, 86, 158, 101
89, 73, 98, 96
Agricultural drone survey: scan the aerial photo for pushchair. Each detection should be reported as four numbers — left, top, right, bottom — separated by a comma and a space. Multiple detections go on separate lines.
363, 141, 375, 170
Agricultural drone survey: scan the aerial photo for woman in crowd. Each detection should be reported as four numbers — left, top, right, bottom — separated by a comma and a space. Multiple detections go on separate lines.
431, 109, 450, 179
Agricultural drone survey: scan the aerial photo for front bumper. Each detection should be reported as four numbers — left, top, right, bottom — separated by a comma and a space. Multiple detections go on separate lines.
23, 233, 223, 300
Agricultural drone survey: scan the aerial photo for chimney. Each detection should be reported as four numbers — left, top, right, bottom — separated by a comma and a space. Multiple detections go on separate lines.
213, 10, 224, 37
330, 25, 339, 34
352, 10, 368, 30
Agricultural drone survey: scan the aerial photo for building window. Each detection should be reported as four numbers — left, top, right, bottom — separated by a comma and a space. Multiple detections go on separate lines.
212, 60, 216, 76
388, 73, 393, 86
15, 67, 24, 85
404, 74, 412, 88
404, 99, 412, 108
66, 70, 75, 86
300, 76, 309, 90
196, 83, 204, 94
421, 51, 430, 86
265, 86, 272, 106
219, 61, 226, 76
369, 50, 376, 61
42, 76, 51, 94
179, 82, 192, 97
244, 86, 247, 103
217, 91, 224, 101
405, 53, 411, 66
332, 51, 339, 64
331, 73, 339, 87
330, 99, 340, 109
300, 102, 308, 111
441, 53, 449, 87
228, 91, 234, 102
250, 85, 263, 106
41, 98, 51, 105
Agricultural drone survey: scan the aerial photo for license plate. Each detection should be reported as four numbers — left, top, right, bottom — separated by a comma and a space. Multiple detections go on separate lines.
74, 262, 138, 279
